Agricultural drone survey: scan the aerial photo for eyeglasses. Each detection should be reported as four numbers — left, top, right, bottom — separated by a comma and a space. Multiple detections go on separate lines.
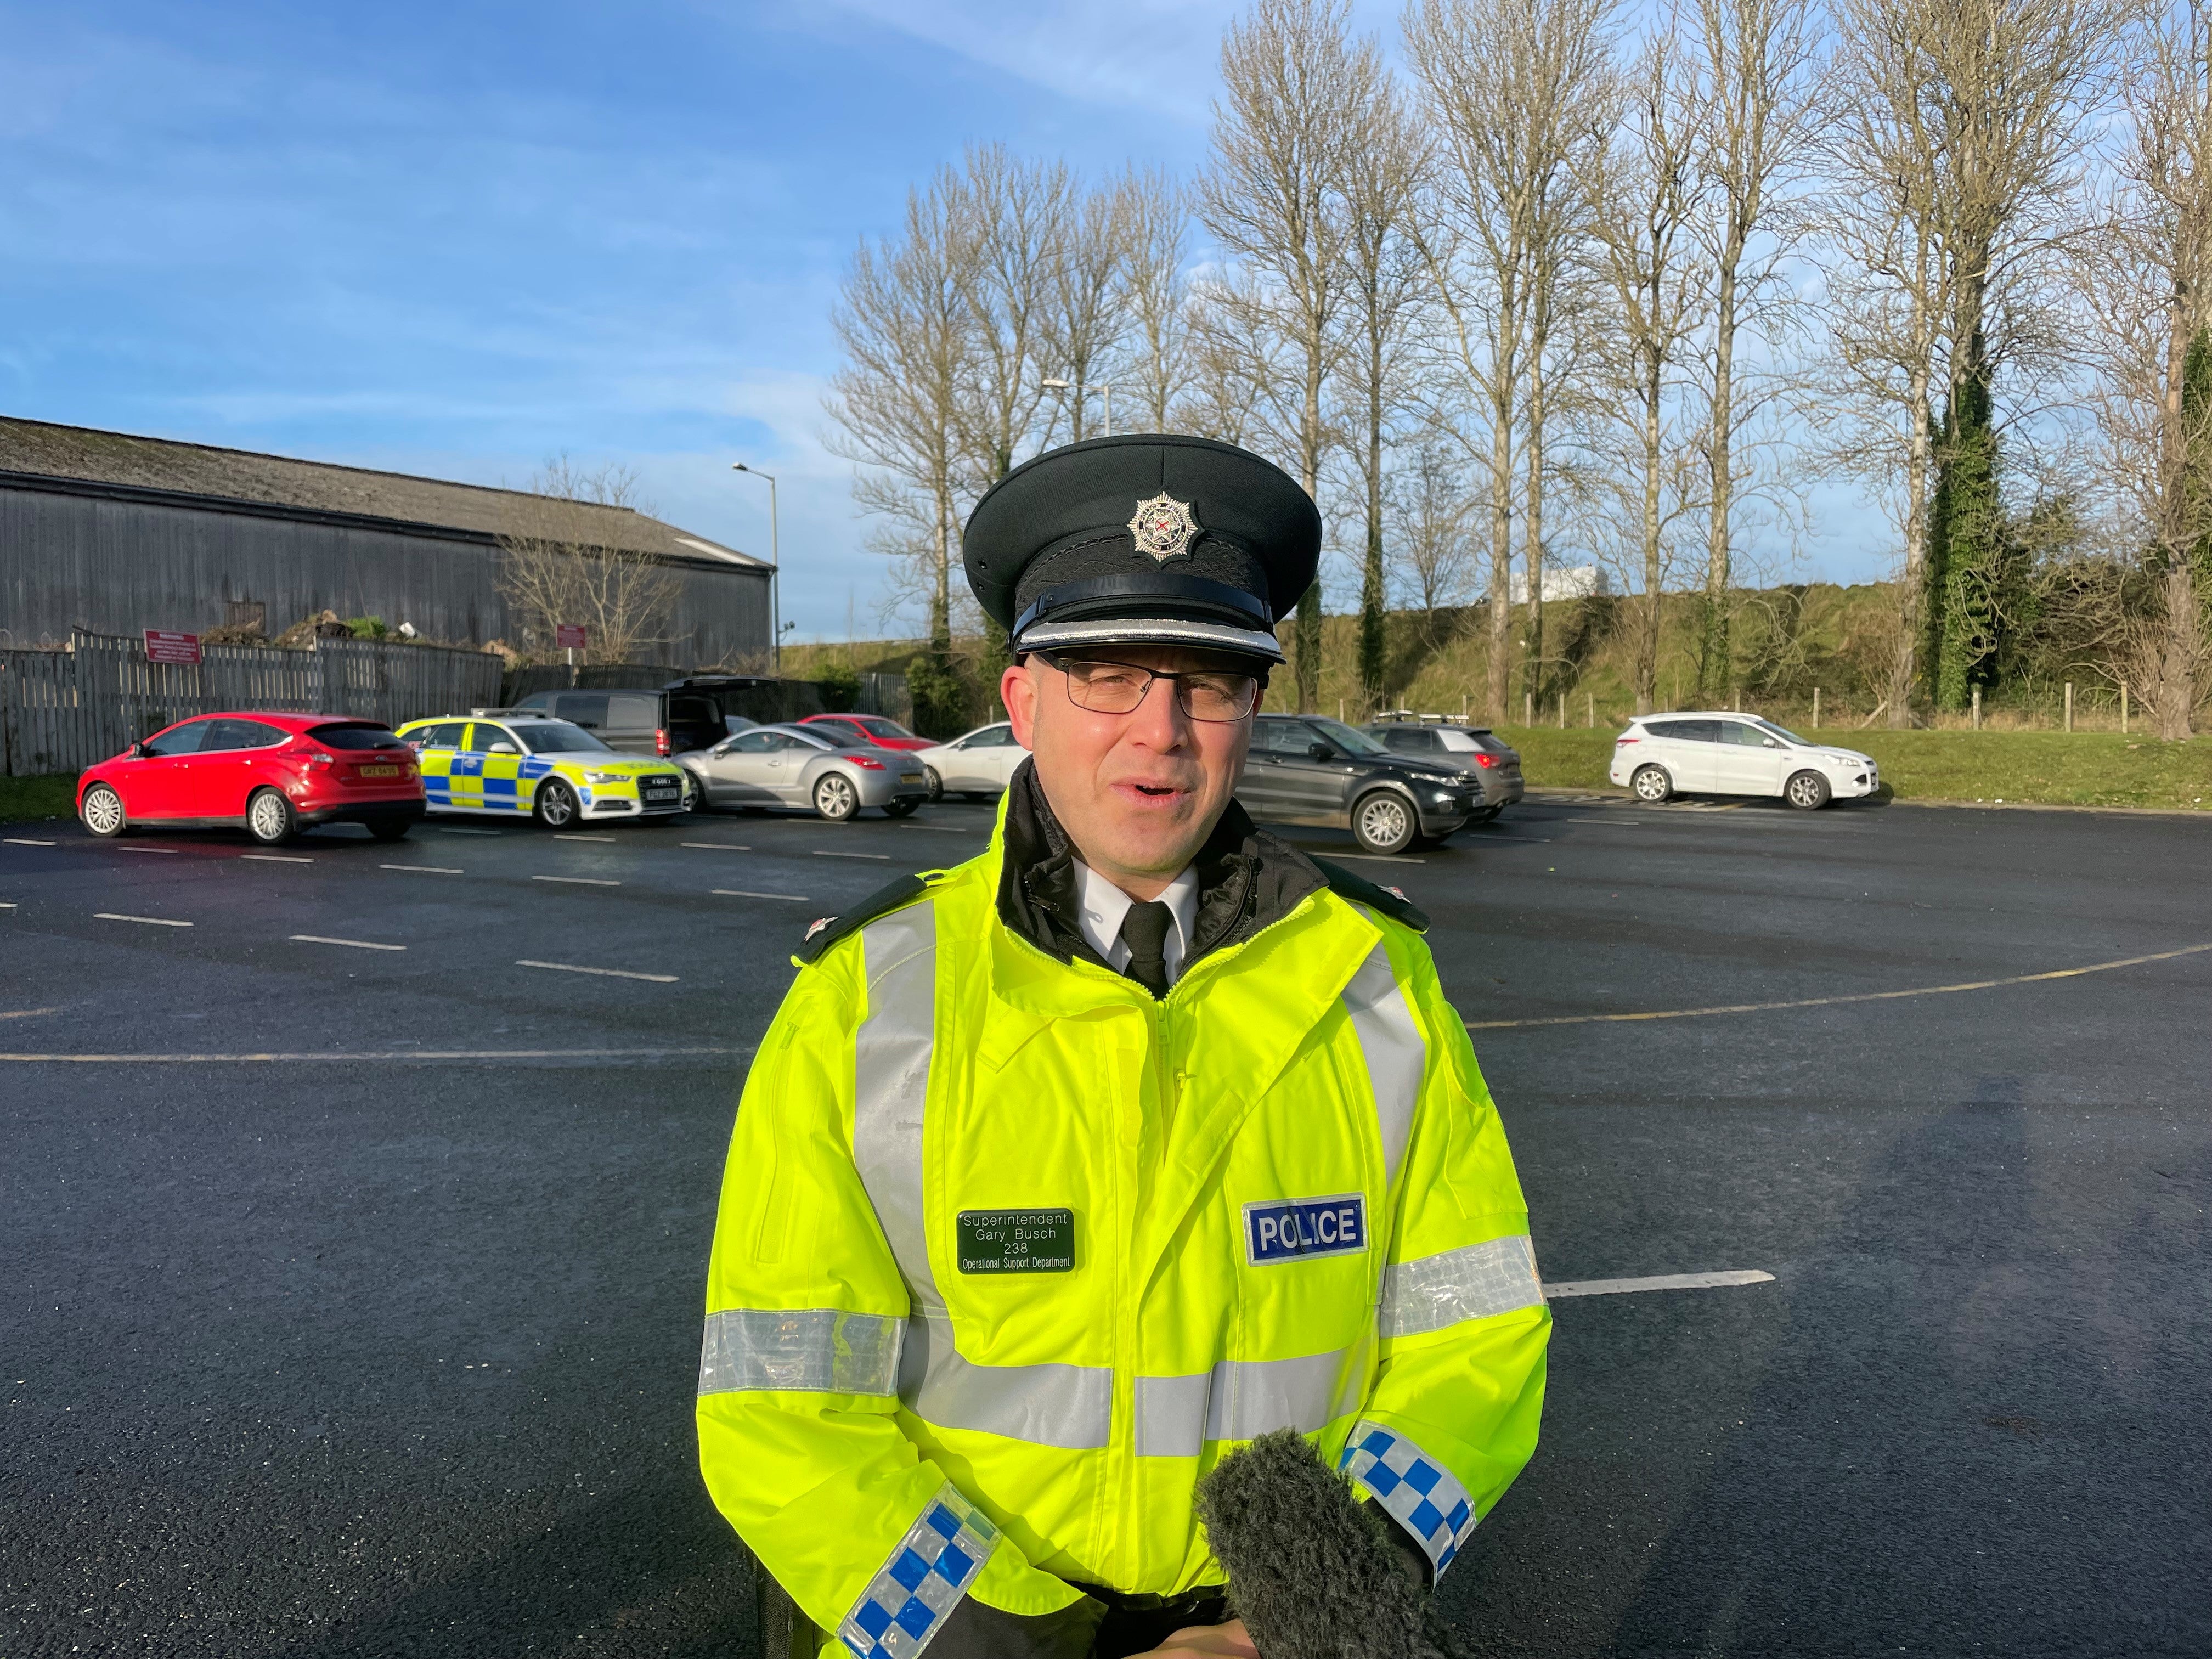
1039, 653, 1262, 722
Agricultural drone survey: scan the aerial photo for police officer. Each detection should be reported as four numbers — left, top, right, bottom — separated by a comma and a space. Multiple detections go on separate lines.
698, 435, 1549, 1659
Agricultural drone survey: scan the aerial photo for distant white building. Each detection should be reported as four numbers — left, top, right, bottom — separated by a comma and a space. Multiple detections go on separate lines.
1506, 563, 1612, 604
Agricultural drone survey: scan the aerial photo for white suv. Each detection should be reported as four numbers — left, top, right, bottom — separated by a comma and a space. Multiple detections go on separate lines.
1609, 713, 1879, 809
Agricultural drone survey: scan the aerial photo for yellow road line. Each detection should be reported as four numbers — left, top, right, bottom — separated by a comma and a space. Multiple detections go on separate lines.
1468, 940, 2212, 1031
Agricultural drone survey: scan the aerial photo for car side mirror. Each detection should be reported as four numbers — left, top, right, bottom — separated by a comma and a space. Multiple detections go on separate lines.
131, 740, 150, 759
1307, 742, 1333, 760
1764, 737, 1784, 748
488, 742, 519, 754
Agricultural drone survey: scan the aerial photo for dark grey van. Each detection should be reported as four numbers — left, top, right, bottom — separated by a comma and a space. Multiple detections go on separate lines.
513, 687, 727, 757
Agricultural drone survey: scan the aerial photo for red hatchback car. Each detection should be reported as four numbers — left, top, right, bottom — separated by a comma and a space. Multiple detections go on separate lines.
77, 713, 427, 845
797, 713, 933, 753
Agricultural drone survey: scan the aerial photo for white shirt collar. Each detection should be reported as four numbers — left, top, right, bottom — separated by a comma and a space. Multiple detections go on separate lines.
1071, 860, 1199, 985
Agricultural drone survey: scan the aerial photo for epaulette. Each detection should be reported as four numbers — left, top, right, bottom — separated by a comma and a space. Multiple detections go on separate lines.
1311, 856, 1429, 933
795, 871, 941, 965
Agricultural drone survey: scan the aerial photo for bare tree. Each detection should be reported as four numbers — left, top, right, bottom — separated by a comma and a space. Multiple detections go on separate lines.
1406, 0, 1616, 724
955, 143, 1073, 484
1201, 0, 1364, 711
1118, 169, 1194, 431
1041, 174, 1135, 445
1586, 22, 1707, 713
1389, 440, 1482, 653
826, 168, 974, 653
1689, 0, 1820, 699
2074, 0, 2212, 739
496, 460, 681, 666
1176, 271, 1279, 447
1338, 66, 1427, 710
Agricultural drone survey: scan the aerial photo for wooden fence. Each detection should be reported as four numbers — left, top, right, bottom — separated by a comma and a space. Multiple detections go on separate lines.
0, 630, 503, 777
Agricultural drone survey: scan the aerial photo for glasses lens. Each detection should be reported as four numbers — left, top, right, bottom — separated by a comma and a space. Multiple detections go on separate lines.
1178, 675, 1259, 721
1062, 661, 1150, 714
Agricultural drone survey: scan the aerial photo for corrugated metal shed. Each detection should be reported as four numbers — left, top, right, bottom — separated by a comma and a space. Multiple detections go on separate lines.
0, 417, 772, 667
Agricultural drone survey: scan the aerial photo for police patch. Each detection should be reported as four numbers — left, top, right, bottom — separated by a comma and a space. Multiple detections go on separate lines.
1243, 1193, 1368, 1265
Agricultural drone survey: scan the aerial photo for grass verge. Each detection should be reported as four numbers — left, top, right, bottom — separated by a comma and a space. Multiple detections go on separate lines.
1496, 726, 2212, 812
0, 774, 78, 825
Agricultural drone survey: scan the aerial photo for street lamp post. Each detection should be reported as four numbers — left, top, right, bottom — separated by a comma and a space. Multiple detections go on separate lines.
731, 462, 781, 676
1041, 376, 1113, 439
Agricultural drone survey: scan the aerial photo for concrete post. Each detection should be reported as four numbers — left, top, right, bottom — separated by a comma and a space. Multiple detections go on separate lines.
2064, 682, 2074, 732
1971, 684, 1980, 731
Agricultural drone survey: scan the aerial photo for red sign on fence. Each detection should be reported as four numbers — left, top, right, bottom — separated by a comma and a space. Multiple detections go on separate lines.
144, 630, 202, 665
555, 624, 589, 651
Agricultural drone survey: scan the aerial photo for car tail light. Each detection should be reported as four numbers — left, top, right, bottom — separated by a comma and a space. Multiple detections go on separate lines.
849, 755, 885, 770
655, 727, 671, 756
1615, 736, 1639, 744
306, 750, 336, 770
1473, 753, 1497, 768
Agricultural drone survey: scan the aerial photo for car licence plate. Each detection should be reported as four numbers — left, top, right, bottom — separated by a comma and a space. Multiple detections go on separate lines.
640, 780, 680, 801
901, 772, 923, 783
358, 764, 402, 778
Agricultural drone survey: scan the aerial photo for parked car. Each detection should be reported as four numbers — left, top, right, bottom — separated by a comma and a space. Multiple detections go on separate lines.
797, 713, 934, 753
1362, 716, 1524, 820
395, 712, 689, 826
1608, 712, 1880, 809
76, 713, 425, 845
1237, 714, 1487, 855
511, 686, 730, 756
679, 722, 930, 821
915, 721, 1028, 800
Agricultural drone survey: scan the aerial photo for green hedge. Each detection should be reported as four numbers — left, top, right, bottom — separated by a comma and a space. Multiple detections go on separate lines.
1496, 726, 2212, 811
0, 775, 78, 825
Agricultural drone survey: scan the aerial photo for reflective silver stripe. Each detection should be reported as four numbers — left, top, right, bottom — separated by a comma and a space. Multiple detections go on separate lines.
852, 905, 942, 1313
1342, 941, 1422, 1186
1132, 1345, 1366, 1458
1340, 1420, 1479, 1579
1379, 1235, 1545, 1339
838, 1482, 998, 1659
896, 1313, 1113, 1450
697, 1307, 904, 1397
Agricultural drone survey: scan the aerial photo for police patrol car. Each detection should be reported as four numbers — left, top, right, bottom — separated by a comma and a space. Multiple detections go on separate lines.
396, 709, 691, 827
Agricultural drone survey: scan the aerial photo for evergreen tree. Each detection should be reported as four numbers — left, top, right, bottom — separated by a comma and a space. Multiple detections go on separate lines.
2182, 327, 2212, 593
1932, 334, 2005, 710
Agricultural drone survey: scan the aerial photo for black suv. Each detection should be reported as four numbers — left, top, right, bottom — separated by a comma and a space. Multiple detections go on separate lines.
1238, 714, 1488, 855
1362, 716, 1523, 818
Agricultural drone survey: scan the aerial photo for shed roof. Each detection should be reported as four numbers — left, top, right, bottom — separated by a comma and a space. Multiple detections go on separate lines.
0, 416, 766, 570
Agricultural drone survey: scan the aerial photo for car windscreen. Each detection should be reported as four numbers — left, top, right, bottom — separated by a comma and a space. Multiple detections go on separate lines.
1306, 717, 1390, 756
516, 723, 612, 754
306, 723, 405, 751
851, 716, 917, 739
1752, 718, 1809, 746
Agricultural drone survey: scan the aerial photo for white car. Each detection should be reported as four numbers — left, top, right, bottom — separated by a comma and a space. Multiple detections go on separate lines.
916, 721, 1029, 800
1609, 712, 1879, 809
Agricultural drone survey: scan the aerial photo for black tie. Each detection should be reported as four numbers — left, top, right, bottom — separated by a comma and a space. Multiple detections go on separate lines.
1119, 900, 1174, 1000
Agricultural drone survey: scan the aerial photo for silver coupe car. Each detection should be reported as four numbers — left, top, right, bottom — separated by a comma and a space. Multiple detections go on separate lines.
678, 721, 929, 821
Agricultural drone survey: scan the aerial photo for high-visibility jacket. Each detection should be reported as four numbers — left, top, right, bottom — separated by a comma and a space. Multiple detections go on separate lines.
697, 794, 1549, 1659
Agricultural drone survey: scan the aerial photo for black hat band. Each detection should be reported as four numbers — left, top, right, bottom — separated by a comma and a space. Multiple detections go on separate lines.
1012, 571, 1275, 641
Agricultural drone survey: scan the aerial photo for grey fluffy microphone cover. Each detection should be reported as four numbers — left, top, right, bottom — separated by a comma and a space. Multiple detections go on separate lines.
1194, 1430, 1472, 1659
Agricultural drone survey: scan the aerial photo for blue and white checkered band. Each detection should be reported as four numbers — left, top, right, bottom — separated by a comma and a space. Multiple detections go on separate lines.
1339, 1421, 1478, 1578
838, 1484, 1000, 1659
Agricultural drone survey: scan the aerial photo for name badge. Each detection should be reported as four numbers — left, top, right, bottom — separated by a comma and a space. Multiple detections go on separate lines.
956, 1209, 1075, 1274
1244, 1194, 1368, 1265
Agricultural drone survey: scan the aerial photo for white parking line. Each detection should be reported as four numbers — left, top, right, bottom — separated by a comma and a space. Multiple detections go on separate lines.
241, 853, 314, 864
381, 863, 464, 875
114, 845, 178, 854
554, 833, 617, 843
95, 913, 192, 928
436, 827, 503, 836
0, 901, 16, 910
291, 934, 407, 952
534, 874, 620, 887
682, 842, 753, 851
1544, 1269, 1775, 1299
1328, 851, 1425, 865
1472, 834, 1554, 844
1566, 817, 1638, 825
713, 889, 811, 901
813, 850, 891, 860
516, 959, 678, 983
900, 825, 979, 833
4, 837, 57, 846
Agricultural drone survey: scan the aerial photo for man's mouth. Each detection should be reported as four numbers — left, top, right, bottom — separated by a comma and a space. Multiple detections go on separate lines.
1112, 780, 1193, 808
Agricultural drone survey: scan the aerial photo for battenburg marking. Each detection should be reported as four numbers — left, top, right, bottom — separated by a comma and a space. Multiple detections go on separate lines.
956, 1209, 1076, 1274
1243, 1194, 1368, 1265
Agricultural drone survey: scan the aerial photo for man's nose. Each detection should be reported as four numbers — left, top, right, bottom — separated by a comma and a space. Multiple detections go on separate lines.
1128, 677, 1192, 749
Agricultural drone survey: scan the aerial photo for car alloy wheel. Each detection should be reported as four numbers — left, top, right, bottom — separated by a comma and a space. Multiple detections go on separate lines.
1351, 789, 1417, 856
1631, 764, 1673, 804
81, 783, 126, 838
534, 780, 579, 828
246, 787, 296, 845
814, 772, 859, 822
923, 765, 944, 803
680, 772, 703, 814
1785, 769, 1832, 810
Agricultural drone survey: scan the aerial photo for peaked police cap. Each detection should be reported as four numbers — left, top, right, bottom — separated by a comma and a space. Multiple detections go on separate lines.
963, 434, 1320, 663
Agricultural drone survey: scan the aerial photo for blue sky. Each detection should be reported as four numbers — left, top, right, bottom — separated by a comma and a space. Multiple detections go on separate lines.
1, 1, 1877, 641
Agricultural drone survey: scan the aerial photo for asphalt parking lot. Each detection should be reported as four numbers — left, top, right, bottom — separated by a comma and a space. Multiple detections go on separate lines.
4, 791, 2208, 1658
